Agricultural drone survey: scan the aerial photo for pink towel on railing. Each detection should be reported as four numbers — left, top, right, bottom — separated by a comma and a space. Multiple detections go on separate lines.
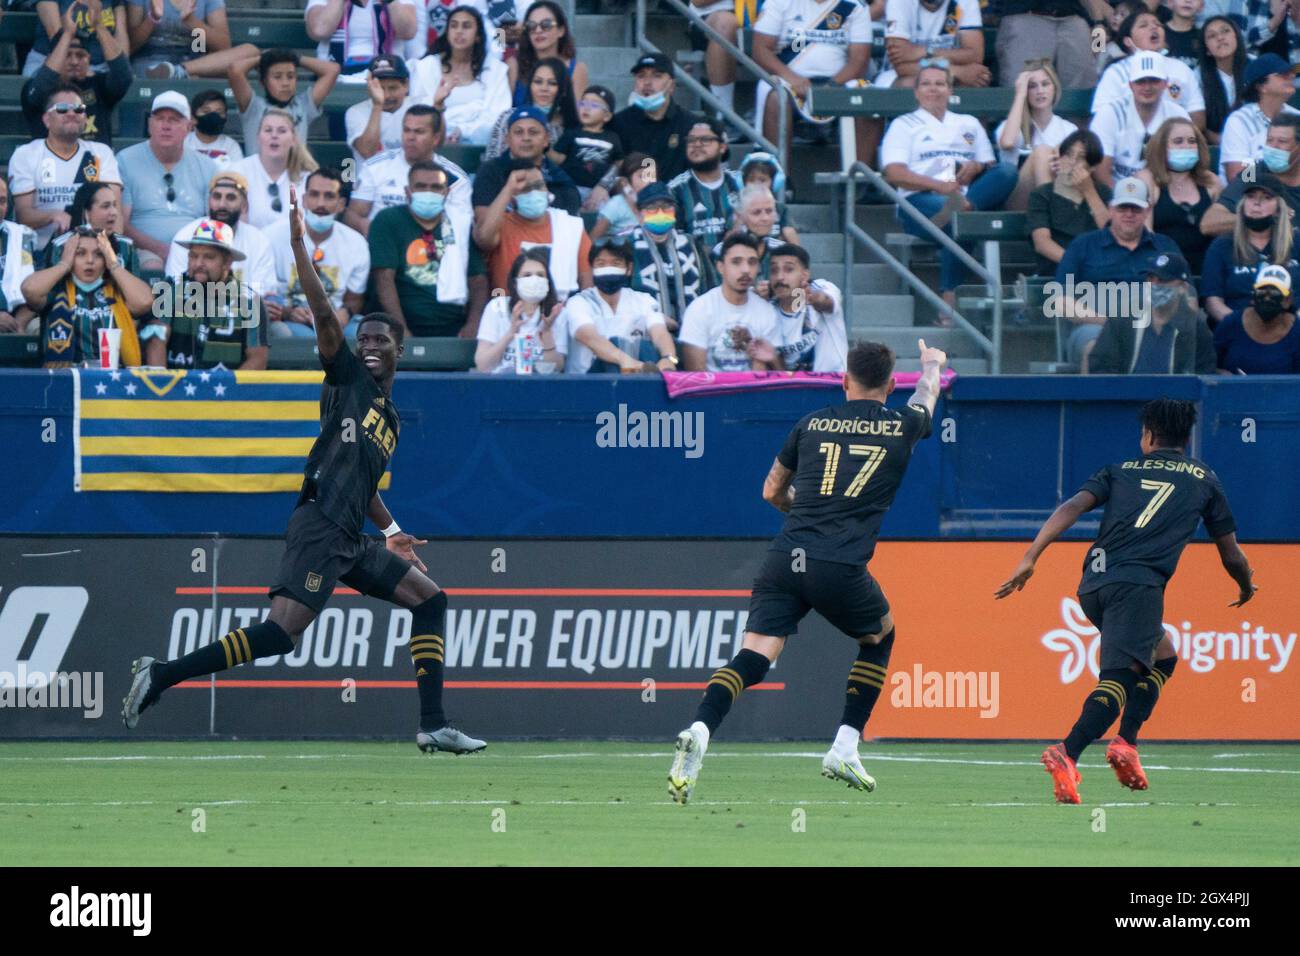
662, 370, 957, 399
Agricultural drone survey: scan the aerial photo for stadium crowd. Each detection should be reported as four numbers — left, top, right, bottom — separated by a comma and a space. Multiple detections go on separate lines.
0, 0, 1298, 375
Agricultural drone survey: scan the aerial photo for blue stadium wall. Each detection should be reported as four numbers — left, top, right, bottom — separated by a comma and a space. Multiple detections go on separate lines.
2, 371, 1297, 541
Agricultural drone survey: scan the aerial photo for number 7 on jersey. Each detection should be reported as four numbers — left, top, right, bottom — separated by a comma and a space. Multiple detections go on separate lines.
1135, 478, 1175, 528
818, 442, 888, 497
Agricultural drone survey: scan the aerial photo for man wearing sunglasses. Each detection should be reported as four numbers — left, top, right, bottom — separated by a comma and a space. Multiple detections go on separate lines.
9, 85, 122, 253
116, 92, 216, 270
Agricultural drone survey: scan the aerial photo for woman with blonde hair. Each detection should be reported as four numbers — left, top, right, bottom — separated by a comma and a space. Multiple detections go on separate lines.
1137, 117, 1220, 274
995, 59, 1078, 211
1201, 179, 1300, 323
230, 108, 319, 230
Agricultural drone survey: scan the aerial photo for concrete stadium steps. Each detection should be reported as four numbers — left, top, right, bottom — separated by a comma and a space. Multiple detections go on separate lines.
894, 356, 990, 374
852, 326, 985, 359
849, 294, 913, 328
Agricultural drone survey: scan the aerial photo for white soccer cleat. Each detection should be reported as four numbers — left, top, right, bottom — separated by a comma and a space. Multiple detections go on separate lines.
821, 748, 877, 792
121, 656, 159, 730
416, 726, 486, 754
667, 726, 708, 805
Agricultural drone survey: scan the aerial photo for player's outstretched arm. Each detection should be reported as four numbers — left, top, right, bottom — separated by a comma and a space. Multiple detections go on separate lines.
908, 338, 948, 418
1214, 532, 1257, 607
288, 184, 344, 364
367, 493, 428, 573
762, 458, 796, 513
995, 490, 1098, 599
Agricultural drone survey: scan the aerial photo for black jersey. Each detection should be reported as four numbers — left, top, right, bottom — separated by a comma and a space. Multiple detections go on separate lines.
1077, 449, 1236, 594
770, 399, 932, 566
300, 345, 401, 538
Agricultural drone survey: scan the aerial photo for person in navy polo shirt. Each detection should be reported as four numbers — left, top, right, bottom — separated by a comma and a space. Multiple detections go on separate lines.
1054, 176, 1181, 372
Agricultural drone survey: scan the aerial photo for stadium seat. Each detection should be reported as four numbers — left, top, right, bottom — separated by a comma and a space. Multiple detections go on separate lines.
0, 335, 40, 367
267, 336, 475, 371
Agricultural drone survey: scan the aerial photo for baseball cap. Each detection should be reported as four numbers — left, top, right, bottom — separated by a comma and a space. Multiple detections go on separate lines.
1145, 252, 1190, 282
150, 90, 191, 119
178, 219, 246, 261
369, 55, 409, 80
1130, 52, 1167, 83
1240, 169, 1286, 197
209, 171, 249, 195
630, 52, 672, 75
636, 182, 674, 207
1254, 263, 1292, 295
508, 105, 550, 130
1110, 176, 1150, 209
581, 84, 616, 114
1245, 53, 1293, 90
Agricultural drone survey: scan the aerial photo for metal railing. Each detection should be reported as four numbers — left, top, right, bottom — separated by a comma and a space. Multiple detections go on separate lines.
635, 0, 787, 161
816, 163, 1003, 373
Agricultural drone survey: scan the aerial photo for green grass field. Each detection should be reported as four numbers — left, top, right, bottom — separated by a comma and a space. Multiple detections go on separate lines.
1, 741, 1296, 866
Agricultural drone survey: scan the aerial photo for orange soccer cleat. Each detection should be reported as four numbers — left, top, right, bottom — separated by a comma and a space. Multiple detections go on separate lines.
1041, 743, 1082, 804
1106, 737, 1149, 791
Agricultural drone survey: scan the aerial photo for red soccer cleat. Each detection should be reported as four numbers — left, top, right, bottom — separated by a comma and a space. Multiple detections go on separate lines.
1106, 737, 1149, 791
1041, 743, 1081, 804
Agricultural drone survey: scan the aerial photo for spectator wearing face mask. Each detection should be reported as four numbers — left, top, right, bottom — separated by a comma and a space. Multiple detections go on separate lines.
474, 248, 567, 373
1218, 54, 1300, 182
1088, 252, 1216, 374
1135, 118, 1220, 275
1214, 263, 1300, 373
184, 90, 243, 169
561, 239, 678, 375
1202, 114, 1300, 237
629, 182, 707, 333
609, 53, 702, 184
591, 152, 657, 241
1201, 175, 1300, 322
476, 161, 592, 301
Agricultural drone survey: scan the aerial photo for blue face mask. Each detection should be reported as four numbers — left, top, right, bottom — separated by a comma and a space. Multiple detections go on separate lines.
74, 276, 104, 293
303, 209, 336, 232
1166, 148, 1199, 172
633, 91, 667, 112
1262, 145, 1293, 173
515, 190, 549, 219
409, 191, 445, 219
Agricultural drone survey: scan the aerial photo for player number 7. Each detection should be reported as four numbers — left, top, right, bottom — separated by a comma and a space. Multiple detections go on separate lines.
1135, 479, 1175, 528
818, 442, 887, 498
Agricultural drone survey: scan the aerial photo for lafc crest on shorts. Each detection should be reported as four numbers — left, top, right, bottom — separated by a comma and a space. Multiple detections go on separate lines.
305, 572, 322, 593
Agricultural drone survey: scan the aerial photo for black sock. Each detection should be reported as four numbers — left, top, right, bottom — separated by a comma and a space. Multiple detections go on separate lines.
410, 591, 448, 731
693, 649, 771, 734
840, 629, 895, 733
1118, 657, 1176, 746
155, 620, 294, 690
1063, 669, 1138, 762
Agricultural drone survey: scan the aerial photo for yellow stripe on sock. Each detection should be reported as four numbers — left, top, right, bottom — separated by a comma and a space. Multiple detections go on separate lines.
715, 667, 743, 692
852, 662, 887, 676
412, 652, 443, 663
219, 635, 233, 669
236, 629, 252, 664
848, 674, 884, 689
709, 672, 742, 700
409, 640, 441, 652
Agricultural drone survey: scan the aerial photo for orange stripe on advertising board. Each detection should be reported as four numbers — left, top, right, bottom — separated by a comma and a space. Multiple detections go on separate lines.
861, 542, 1297, 740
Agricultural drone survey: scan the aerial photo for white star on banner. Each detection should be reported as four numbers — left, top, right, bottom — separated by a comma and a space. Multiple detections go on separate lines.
95, 382, 107, 395
124, 382, 137, 395
199, 371, 211, 383
185, 382, 197, 396
213, 383, 226, 396
110, 370, 121, 382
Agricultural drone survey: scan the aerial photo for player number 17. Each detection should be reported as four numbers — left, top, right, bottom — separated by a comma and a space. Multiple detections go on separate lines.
1135, 479, 1175, 528
818, 442, 887, 497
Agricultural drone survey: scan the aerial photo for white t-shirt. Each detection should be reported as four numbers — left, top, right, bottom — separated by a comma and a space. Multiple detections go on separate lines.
305, 0, 418, 80
476, 295, 568, 374
1091, 97, 1192, 180
344, 97, 414, 169
263, 219, 370, 312
7, 138, 122, 249
230, 156, 311, 231
880, 108, 995, 197
773, 279, 848, 373
883, 0, 980, 72
183, 132, 244, 170
351, 148, 472, 219
753, 0, 873, 79
1218, 102, 1300, 176
164, 218, 278, 298
1091, 54, 1206, 116
678, 287, 781, 372
991, 114, 1077, 166
561, 286, 667, 375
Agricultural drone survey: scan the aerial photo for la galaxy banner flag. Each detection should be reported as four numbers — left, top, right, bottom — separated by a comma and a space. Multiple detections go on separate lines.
71, 367, 392, 493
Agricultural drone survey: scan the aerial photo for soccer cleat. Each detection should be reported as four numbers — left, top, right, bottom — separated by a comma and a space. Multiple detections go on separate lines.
416, 726, 486, 755
821, 748, 877, 792
1106, 737, 1149, 791
121, 657, 161, 730
1041, 743, 1081, 804
667, 727, 707, 805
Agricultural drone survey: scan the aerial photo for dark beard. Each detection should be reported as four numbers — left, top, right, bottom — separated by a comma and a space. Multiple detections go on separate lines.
209, 209, 239, 226
690, 157, 721, 174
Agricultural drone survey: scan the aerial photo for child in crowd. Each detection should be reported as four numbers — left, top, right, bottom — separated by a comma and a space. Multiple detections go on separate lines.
184, 91, 244, 170
549, 85, 623, 207
591, 152, 657, 240
228, 48, 341, 153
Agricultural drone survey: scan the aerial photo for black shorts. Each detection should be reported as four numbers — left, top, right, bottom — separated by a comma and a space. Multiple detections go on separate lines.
268, 501, 411, 613
1079, 583, 1166, 673
745, 550, 890, 640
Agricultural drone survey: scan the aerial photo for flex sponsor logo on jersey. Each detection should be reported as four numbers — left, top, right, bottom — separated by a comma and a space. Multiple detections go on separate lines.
360, 403, 397, 458
1040, 597, 1297, 682
50, 887, 150, 936
0, 585, 101, 717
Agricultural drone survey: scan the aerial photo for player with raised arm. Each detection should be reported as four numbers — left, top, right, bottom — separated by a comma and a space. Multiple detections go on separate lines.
996, 399, 1255, 803
667, 339, 947, 804
122, 185, 485, 756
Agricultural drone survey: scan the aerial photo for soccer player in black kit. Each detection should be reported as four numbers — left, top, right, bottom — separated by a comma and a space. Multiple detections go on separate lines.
122, 185, 485, 755
996, 399, 1255, 804
668, 339, 947, 804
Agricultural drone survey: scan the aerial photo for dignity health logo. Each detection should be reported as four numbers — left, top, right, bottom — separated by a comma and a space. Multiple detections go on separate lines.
1040, 598, 1297, 683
